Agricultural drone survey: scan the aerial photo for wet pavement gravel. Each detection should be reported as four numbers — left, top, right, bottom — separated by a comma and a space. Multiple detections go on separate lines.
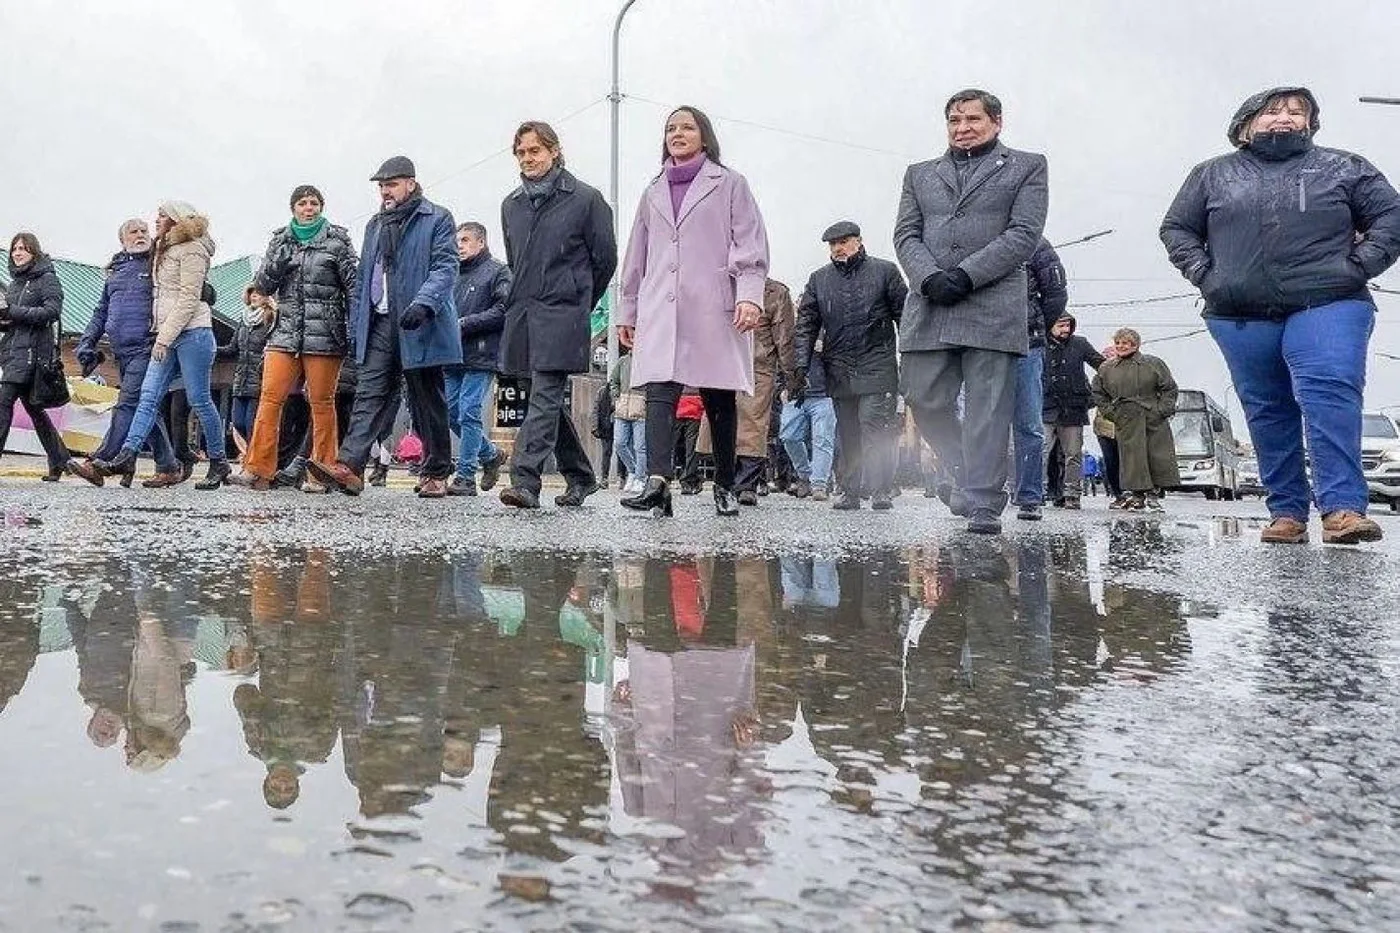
0, 479, 1397, 931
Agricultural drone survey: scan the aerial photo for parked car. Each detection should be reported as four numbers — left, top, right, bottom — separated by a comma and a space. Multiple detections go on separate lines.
1362, 411, 1400, 510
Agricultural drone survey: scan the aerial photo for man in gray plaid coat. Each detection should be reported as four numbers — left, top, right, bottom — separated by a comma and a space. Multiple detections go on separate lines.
894, 89, 1049, 534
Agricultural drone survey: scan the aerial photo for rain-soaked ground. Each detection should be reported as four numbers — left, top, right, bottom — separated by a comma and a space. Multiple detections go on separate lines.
0, 480, 1398, 931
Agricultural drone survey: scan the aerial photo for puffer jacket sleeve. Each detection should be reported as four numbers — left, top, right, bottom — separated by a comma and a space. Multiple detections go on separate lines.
726, 174, 770, 309
1160, 163, 1213, 286
155, 247, 210, 347
1347, 155, 1400, 277
884, 262, 909, 322
409, 210, 459, 315
460, 263, 511, 338
1031, 244, 1068, 329
252, 232, 290, 297
7, 270, 63, 326
959, 154, 1049, 288
79, 279, 112, 355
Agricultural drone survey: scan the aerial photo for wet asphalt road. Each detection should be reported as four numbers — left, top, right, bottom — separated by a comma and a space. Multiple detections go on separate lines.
0, 479, 1397, 931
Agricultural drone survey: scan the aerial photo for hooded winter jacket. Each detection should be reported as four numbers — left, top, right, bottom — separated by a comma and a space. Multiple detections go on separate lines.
0, 255, 63, 385
454, 249, 511, 371
1041, 314, 1105, 426
1161, 86, 1400, 320
252, 222, 358, 358
152, 216, 216, 347
79, 250, 155, 359
1026, 239, 1067, 348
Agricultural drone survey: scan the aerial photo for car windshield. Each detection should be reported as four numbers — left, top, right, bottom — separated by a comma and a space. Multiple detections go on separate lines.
1170, 411, 1212, 457
1362, 414, 1397, 439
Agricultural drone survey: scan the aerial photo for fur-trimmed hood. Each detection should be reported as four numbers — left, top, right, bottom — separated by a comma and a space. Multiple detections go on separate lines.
162, 215, 216, 256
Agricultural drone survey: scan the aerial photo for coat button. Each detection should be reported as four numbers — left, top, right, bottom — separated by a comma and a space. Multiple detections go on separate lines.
668, 294, 676, 302
671, 235, 679, 243
951, 244, 960, 251
954, 211, 965, 218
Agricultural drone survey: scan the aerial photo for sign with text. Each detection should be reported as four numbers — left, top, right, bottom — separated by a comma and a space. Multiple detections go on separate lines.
495, 377, 529, 429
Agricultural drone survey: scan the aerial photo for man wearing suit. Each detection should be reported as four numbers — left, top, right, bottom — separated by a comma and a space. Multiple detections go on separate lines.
894, 89, 1049, 534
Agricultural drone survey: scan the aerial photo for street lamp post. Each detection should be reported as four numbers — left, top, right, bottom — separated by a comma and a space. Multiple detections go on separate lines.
1053, 228, 1115, 250
608, 0, 643, 372
1359, 97, 1400, 106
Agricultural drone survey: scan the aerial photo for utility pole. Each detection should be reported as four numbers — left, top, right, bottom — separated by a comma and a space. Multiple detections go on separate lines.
608, 0, 643, 372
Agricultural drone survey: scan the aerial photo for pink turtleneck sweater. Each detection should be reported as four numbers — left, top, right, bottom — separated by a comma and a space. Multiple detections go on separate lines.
665, 154, 706, 219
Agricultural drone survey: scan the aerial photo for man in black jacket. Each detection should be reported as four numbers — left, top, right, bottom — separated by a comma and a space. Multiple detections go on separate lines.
1041, 313, 1104, 508
1010, 238, 1068, 521
445, 221, 512, 497
792, 221, 908, 510
497, 121, 618, 510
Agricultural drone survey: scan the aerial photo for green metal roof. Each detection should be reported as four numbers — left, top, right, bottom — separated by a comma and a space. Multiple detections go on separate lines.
0, 255, 255, 335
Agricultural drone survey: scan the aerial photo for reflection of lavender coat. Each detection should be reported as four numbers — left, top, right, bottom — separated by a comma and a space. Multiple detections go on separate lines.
618, 159, 770, 393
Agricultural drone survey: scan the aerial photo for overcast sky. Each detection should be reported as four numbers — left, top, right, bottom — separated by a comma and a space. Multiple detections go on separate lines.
6, 0, 1400, 413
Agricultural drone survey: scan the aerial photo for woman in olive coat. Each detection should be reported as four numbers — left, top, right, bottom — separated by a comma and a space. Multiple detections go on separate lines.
1091, 328, 1180, 511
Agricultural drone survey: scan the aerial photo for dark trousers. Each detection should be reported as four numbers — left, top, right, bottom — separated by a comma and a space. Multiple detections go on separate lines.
674, 418, 702, 484
92, 351, 178, 470
835, 392, 898, 496
902, 348, 1016, 513
162, 389, 196, 464
339, 311, 451, 478
646, 383, 737, 487
1098, 435, 1122, 498
509, 370, 595, 495
0, 380, 68, 470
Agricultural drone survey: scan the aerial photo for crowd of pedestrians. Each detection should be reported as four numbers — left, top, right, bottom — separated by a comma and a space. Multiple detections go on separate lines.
5, 85, 1398, 542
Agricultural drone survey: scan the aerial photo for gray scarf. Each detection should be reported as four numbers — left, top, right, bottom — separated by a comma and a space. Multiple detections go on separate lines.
521, 165, 564, 209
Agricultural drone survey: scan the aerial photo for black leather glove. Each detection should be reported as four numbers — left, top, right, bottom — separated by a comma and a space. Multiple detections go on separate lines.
787, 369, 807, 403
400, 303, 433, 332
77, 348, 98, 371
921, 269, 974, 306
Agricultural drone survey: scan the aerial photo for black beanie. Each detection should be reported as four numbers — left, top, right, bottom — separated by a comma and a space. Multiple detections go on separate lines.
290, 184, 325, 210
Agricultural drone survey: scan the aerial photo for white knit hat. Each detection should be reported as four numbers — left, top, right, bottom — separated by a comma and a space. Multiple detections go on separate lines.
158, 200, 200, 223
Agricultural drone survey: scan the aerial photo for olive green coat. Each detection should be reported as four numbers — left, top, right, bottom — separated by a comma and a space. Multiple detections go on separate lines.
1091, 352, 1180, 492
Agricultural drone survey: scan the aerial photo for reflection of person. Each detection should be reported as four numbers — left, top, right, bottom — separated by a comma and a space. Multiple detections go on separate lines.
1090, 328, 1179, 512
1, 232, 72, 481
0, 595, 39, 717
126, 616, 193, 772
66, 569, 139, 750
617, 106, 770, 519
1162, 86, 1400, 546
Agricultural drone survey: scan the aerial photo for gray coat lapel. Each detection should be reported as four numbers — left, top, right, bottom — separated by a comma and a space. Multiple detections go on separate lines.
958, 147, 1010, 205
933, 158, 959, 196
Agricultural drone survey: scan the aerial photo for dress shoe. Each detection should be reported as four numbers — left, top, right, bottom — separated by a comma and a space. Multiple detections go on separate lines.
499, 486, 540, 509
273, 456, 307, 489
737, 489, 760, 507
41, 466, 64, 482
226, 471, 271, 491
119, 468, 135, 489
968, 508, 1003, 535
680, 482, 702, 496
832, 493, 862, 511
418, 477, 448, 499
478, 450, 508, 492
306, 460, 365, 496
555, 481, 600, 507
871, 492, 894, 511
194, 459, 232, 491
1017, 504, 1043, 522
93, 449, 137, 477
713, 486, 740, 517
621, 477, 673, 517
141, 471, 184, 488
447, 476, 478, 497
68, 459, 104, 488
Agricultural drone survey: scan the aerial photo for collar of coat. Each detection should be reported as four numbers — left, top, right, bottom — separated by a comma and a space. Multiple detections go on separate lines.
931, 142, 1014, 201
508, 168, 578, 204
645, 159, 726, 229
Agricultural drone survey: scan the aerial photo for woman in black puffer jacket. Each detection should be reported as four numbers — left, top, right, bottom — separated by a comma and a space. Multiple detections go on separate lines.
0, 233, 71, 481
228, 185, 358, 491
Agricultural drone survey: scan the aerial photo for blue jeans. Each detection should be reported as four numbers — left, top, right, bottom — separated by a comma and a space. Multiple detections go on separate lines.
444, 367, 500, 479
231, 397, 258, 443
613, 417, 647, 479
1011, 347, 1045, 506
779, 396, 836, 487
122, 328, 225, 461
92, 350, 179, 471
1207, 300, 1374, 518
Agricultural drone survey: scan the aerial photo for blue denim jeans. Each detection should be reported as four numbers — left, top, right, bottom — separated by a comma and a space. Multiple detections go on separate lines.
92, 349, 179, 471
1011, 347, 1045, 506
231, 396, 258, 443
123, 327, 225, 461
613, 417, 647, 479
1207, 299, 1374, 518
779, 396, 837, 487
444, 367, 500, 479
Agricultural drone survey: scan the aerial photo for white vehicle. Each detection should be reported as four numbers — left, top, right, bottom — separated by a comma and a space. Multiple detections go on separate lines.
1361, 411, 1400, 510
1170, 390, 1241, 500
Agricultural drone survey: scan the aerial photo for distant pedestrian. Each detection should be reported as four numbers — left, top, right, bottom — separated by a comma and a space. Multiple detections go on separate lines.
1041, 313, 1105, 510
779, 353, 836, 501
1094, 410, 1125, 506
1011, 238, 1068, 521
1162, 85, 1400, 545
497, 122, 617, 510
609, 346, 648, 494
1, 232, 71, 481
1090, 328, 1179, 511
734, 279, 795, 506
895, 89, 1049, 534
222, 308, 272, 452
617, 105, 770, 518
307, 157, 462, 499
793, 221, 907, 511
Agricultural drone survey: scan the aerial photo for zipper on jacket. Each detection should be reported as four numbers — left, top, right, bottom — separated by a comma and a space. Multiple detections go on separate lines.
1298, 175, 1307, 212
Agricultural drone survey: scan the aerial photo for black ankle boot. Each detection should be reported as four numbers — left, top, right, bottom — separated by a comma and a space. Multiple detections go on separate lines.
621, 477, 673, 516
194, 459, 232, 491
713, 486, 740, 517
41, 465, 63, 482
93, 448, 137, 478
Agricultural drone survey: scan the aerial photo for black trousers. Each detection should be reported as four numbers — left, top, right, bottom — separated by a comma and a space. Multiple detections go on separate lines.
339, 311, 451, 478
1098, 435, 1122, 498
835, 393, 898, 497
674, 418, 702, 484
510, 370, 595, 495
0, 380, 68, 470
645, 383, 737, 487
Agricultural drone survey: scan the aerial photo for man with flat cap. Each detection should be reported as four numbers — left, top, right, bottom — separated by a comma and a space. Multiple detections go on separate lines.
791, 221, 908, 510
309, 155, 462, 498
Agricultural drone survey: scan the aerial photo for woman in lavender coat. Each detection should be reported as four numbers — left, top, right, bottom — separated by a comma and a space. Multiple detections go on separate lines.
616, 105, 770, 517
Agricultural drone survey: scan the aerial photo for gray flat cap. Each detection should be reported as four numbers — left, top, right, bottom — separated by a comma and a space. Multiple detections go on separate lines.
371, 156, 417, 181
821, 220, 861, 242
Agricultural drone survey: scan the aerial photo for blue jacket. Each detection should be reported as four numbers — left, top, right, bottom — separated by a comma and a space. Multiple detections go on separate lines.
350, 197, 462, 370
78, 251, 154, 359
454, 250, 511, 371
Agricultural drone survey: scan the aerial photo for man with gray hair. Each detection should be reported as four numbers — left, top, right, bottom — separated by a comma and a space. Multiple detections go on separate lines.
894, 89, 1049, 534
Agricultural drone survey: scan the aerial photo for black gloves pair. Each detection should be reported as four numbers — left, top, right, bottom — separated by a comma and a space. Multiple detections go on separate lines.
400, 303, 433, 331
921, 269, 974, 306
787, 369, 808, 403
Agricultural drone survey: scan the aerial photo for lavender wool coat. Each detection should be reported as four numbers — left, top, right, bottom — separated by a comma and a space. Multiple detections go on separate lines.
618, 159, 770, 394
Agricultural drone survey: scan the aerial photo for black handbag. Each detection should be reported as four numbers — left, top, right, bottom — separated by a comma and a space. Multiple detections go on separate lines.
29, 318, 70, 409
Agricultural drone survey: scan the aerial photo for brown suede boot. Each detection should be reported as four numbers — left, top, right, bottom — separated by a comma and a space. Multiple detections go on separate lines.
1260, 516, 1308, 545
1321, 510, 1383, 545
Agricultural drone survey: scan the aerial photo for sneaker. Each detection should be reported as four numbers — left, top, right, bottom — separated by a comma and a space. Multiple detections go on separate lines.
225, 471, 271, 491
1017, 504, 1043, 522
418, 477, 448, 499
1321, 510, 1383, 545
447, 476, 478, 497
1261, 516, 1308, 545
811, 484, 829, 502
968, 508, 1003, 535
478, 450, 508, 492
